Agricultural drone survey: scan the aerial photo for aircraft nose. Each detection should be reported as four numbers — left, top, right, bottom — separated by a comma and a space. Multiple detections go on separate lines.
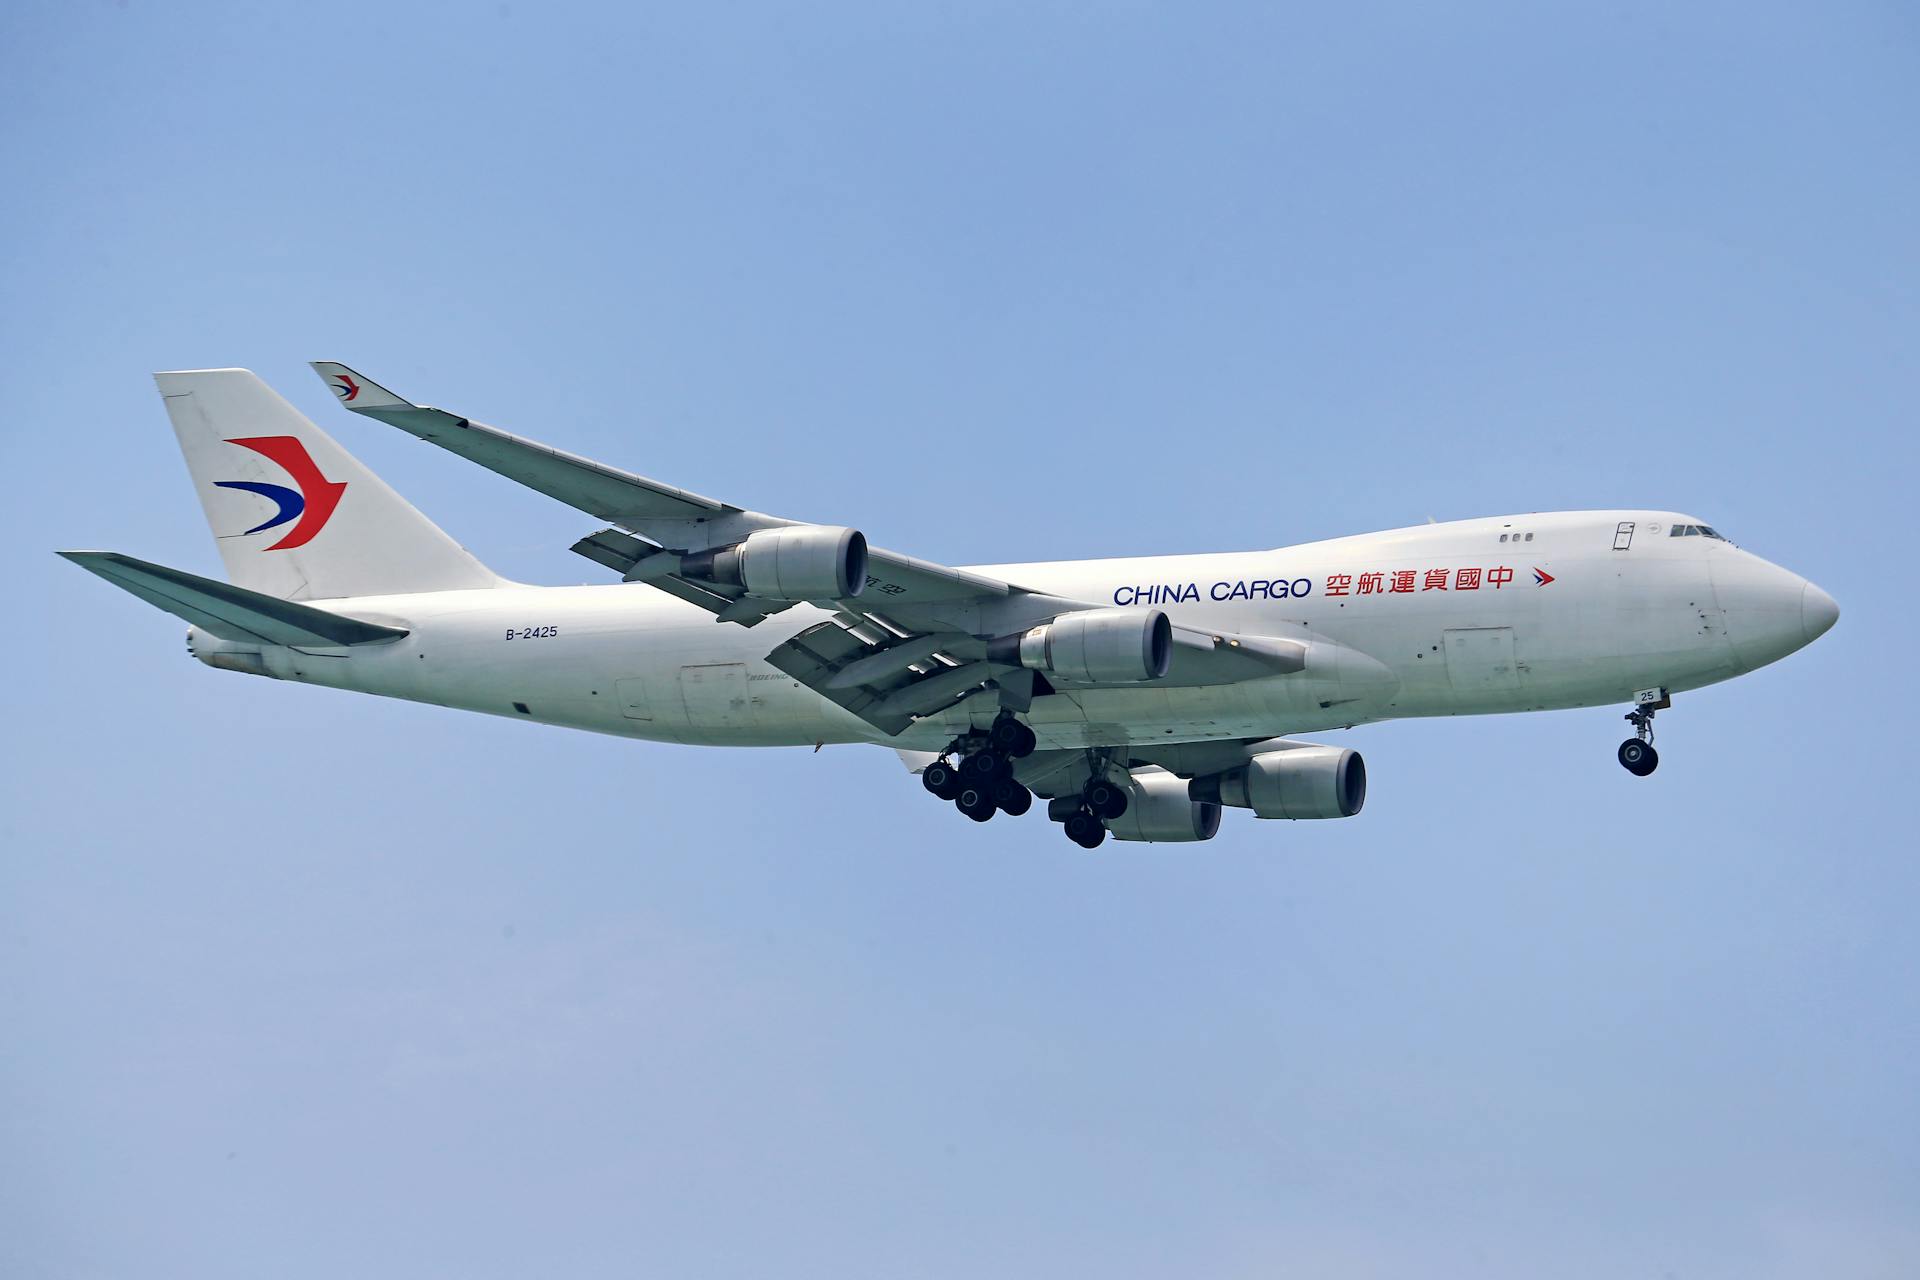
1801, 582, 1840, 644
1715, 554, 1827, 672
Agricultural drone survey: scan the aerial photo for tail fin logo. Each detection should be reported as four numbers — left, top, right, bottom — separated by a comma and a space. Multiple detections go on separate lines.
330, 372, 361, 402
214, 437, 347, 550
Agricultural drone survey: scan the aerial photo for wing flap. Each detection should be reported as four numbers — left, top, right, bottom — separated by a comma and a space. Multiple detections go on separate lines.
567, 527, 793, 626
570, 527, 655, 576
764, 620, 919, 735
764, 616, 1011, 736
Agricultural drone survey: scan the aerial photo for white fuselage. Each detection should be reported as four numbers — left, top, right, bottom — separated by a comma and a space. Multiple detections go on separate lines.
187, 510, 1834, 752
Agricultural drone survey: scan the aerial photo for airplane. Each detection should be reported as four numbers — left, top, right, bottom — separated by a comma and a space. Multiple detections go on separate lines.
61, 365, 1839, 848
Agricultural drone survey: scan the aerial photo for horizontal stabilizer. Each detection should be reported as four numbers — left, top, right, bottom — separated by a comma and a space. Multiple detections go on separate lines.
59, 551, 408, 647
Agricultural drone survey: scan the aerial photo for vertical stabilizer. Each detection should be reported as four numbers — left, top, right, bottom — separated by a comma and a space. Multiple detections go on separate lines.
157, 369, 501, 600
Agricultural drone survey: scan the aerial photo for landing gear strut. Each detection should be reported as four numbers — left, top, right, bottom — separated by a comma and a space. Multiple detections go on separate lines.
1618, 688, 1668, 777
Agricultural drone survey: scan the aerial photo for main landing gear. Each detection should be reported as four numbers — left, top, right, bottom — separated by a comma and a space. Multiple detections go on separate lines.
1618, 687, 1669, 777
921, 714, 1037, 823
1048, 767, 1131, 849
919, 720, 1134, 849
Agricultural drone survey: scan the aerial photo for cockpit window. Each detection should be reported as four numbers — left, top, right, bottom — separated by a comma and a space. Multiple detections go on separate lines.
1668, 524, 1727, 540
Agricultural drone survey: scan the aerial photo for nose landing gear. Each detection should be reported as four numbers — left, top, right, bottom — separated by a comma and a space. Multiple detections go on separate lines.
1618, 687, 1669, 777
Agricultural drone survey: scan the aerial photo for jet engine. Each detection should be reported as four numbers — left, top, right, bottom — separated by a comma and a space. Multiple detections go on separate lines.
1191, 745, 1366, 820
989, 607, 1172, 683
682, 525, 868, 601
1107, 771, 1222, 842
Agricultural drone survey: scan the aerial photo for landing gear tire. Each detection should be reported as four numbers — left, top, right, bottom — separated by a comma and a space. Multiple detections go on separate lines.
922, 759, 962, 800
992, 779, 1033, 816
961, 750, 1010, 782
1084, 779, 1129, 821
1618, 739, 1659, 776
1064, 810, 1106, 848
989, 717, 1038, 759
956, 786, 997, 822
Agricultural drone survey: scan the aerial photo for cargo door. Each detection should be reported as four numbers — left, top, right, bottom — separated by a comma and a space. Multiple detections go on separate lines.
678, 663, 752, 729
1443, 627, 1521, 694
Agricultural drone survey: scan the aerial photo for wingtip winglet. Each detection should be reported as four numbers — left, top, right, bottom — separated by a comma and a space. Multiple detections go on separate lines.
308, 361, 413, 411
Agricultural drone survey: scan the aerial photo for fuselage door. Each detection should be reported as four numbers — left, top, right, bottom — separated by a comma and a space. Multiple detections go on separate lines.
679, 662, 753, 728
1443, 627, 1522, 694
1613, 520, 1636, 551
615, 676, 654, 721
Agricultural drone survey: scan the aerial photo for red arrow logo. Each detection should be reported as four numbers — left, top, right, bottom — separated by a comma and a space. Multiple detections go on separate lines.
223, 436, 347, 550
1533, 567, 1555, 586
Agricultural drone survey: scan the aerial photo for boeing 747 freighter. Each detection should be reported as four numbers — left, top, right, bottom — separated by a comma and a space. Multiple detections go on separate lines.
63, 366, 1838, 846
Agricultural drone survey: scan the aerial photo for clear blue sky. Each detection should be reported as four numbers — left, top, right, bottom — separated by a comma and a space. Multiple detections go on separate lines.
4, 3, 1914, 1276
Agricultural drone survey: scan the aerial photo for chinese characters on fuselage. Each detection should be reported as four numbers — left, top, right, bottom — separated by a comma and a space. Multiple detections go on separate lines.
1110, 567, 1518, 607
1326, 566, 1515, 597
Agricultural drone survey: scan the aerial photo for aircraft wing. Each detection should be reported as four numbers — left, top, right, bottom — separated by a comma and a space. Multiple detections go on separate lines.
310, 362, 1005, 613
309, 362, 1306, 736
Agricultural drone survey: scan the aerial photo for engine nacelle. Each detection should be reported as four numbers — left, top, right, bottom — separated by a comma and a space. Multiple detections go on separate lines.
1107, 771, 1222, 843
1192, 746, 1366, 820
683, 525, 868, 601
989, 607, 1172, 683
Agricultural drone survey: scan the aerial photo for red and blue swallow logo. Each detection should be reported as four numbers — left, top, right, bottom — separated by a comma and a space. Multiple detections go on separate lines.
330, 372, 361, 402
1533, 567, 1555, 585
214, 436, 346, 550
